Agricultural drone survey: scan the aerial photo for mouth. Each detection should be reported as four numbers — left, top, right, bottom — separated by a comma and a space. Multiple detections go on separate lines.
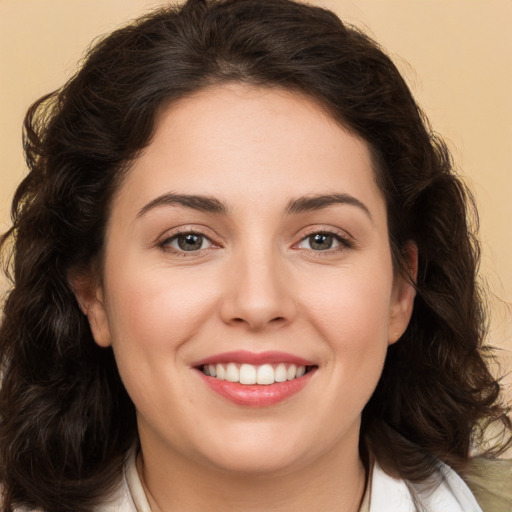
198, 362, 315, 385
192, 351, 318, 406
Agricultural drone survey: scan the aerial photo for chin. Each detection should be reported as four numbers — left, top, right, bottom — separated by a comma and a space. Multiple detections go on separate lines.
204, 448, 306, 477
193, 426, 318, 476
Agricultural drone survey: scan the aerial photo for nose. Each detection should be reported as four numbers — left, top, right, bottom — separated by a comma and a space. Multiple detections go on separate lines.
219, 244, 297, 331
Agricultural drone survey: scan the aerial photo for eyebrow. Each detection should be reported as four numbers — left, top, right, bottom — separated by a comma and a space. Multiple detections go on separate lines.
285, 193, 373, 221
136, 192, 372, 221
137, 193, 228, 218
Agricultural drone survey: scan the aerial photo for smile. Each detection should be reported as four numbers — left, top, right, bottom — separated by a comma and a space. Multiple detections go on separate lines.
200, 362, 312, 385
193, 351, 318, 406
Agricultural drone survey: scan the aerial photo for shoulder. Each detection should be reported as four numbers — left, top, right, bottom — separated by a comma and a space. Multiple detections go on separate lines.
369, 459, 484, 512
463, 457, 512, 512
3, 452, 141, 512
5, 479, 136, 512
94, 446, 150, 512
92, 479, 137, 512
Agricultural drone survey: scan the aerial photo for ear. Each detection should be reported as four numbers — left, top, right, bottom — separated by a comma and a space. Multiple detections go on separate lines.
388, 242, 418, 345
70, 272, 112, 348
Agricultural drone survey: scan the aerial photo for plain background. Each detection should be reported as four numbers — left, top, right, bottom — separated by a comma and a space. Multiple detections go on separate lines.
1, 0, 511, 413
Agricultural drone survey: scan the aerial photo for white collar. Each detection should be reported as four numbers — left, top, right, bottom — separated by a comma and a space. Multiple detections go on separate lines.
94, 448, 150, 512
369, 459, 482, 512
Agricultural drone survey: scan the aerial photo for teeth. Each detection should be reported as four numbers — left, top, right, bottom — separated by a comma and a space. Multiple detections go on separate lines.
216, 364, 225, 380
201, 363, 309, 385
226, 363, 239, 382
256, 364, 274, 385
287, 364, 297, 380
240, 363, 257, 384
274, 363, 287, 383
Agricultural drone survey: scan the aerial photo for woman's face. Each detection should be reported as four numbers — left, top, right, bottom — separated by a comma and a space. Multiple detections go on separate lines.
83, 84, 415, 475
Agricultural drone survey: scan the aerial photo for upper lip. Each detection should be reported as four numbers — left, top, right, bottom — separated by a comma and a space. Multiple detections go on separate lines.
191, 350, 316, 367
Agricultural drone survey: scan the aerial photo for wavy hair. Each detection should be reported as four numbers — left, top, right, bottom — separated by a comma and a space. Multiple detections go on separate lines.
1, 0, 510, 510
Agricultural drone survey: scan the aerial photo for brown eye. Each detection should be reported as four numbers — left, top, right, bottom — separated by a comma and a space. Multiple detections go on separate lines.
163, 233, 212, 252
308, 233, 334, 251
296, 231, 350, 252
178, 234, 204, 251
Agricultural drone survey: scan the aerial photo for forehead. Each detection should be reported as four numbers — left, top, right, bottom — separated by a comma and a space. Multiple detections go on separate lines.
112, 84, 385, 222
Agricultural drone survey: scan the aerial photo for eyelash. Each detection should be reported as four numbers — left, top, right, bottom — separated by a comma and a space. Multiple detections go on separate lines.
158, 228, 353, 255
294, 228, 353, 253
158, 229, 218, 254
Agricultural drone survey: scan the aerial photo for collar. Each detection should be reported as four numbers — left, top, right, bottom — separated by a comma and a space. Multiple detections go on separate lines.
368, 459, 483, 512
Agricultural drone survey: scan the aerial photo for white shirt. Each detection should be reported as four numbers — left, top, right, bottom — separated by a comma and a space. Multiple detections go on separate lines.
368, 460, 483, 511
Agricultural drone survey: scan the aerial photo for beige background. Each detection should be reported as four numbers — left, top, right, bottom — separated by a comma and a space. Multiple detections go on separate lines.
1, 0, 511, 406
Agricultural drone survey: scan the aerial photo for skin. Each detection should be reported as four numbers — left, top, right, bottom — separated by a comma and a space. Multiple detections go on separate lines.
79, 84, 416, 512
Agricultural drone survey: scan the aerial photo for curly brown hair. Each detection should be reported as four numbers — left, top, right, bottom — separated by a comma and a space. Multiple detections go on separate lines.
1, 0, 510, 510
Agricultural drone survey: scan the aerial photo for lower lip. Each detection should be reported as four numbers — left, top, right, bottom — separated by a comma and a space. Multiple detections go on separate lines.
197, 369, 316, 407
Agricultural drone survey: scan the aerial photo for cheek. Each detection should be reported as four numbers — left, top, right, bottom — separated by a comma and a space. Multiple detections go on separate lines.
104, 263, 220, 354
102, 264, 221, 422
299, 264, 393, 380
304, 266, 393, 337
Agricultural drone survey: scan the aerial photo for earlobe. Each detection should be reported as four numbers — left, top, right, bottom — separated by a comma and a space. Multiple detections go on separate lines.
85, 291, 112, 348
70, 273, 112, 347
388, 242, 418, 345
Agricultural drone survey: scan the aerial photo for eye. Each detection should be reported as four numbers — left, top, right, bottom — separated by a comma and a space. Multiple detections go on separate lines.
297, 232, 349, 251
162, 232, 213, 252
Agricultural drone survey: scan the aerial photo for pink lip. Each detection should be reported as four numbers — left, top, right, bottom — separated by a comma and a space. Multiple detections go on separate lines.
197, 368, 316, 407
191, 350, 315, 367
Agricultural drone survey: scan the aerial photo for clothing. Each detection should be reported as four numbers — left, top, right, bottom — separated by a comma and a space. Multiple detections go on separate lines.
94, 449, 151, 512
94, 448, 490, 512
464, 457, 512, 512
365, 460, 483, 511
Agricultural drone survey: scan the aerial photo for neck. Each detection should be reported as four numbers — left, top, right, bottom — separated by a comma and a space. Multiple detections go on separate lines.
137, 431, 367, 512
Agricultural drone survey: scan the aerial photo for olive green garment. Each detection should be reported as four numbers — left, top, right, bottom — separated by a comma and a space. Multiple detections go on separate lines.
464, 458, 512, 512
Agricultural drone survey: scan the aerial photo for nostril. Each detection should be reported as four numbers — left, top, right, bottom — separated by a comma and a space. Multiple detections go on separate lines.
229, 316, 285, 325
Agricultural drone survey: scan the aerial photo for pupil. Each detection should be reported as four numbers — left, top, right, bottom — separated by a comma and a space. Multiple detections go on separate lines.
310, 233, 332, 250
178, 234, 202, 251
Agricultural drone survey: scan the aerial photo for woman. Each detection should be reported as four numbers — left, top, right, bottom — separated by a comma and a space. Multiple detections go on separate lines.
0, 0, 510, 511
